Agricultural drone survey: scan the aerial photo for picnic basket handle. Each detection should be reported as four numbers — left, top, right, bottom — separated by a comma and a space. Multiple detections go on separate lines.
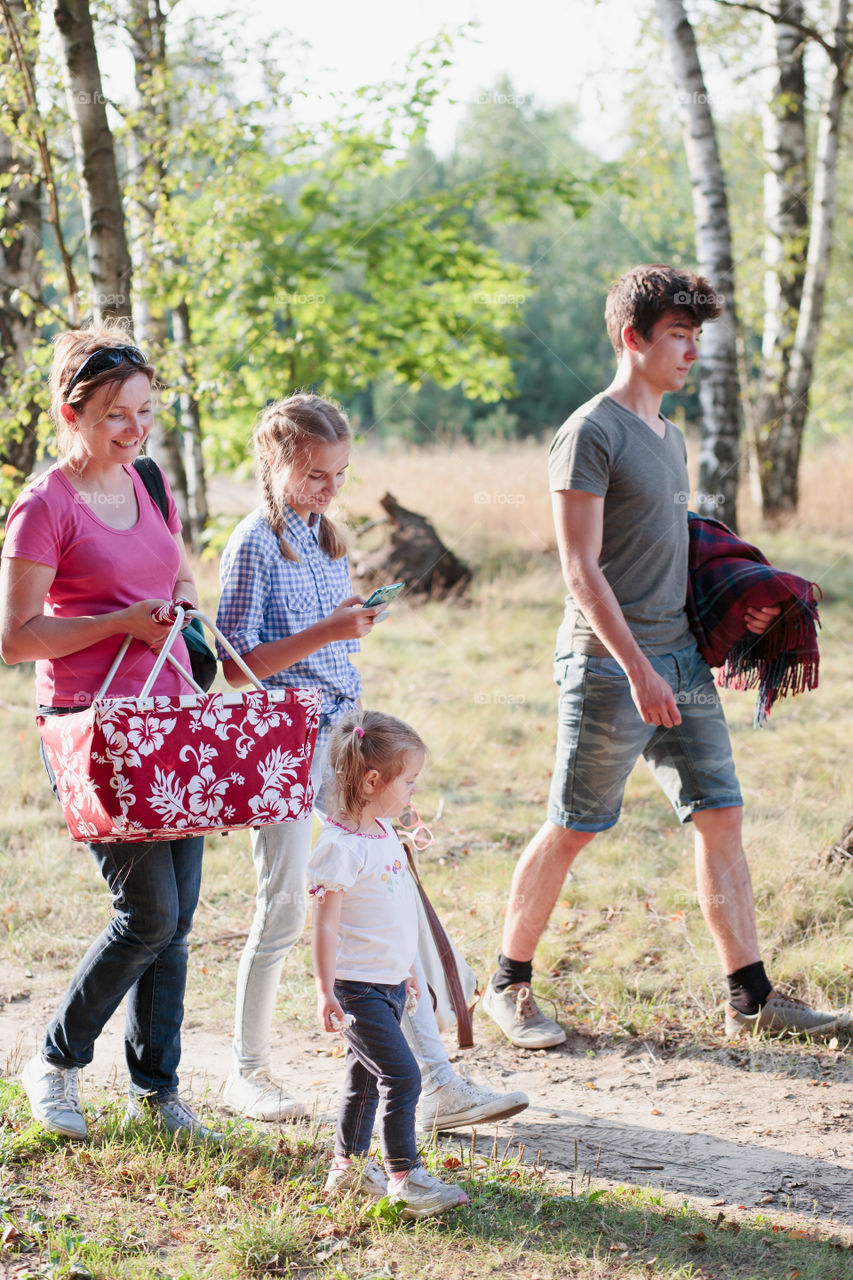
96, 605, 267, 700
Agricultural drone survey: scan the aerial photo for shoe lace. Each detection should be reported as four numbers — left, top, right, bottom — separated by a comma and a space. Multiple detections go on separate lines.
62, 1068, 81, 1112
768, 989, 810, 1011
159, 1095, 203, 1128
44, 1065, 79, 1110
515, 985, 540, 1023
249, 1070, 288, 1095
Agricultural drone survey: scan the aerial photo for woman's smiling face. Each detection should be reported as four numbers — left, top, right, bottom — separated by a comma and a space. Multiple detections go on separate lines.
63, 371, 154, 470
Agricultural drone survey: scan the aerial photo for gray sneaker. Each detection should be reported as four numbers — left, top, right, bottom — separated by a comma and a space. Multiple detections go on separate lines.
725, 989, 852, 1038
21, 1053, 87, 1140
124, 1091, 223, 1143
481, 975, 567, 1049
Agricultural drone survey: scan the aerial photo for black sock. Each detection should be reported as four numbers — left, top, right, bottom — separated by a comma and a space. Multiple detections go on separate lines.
494, 954, 533, 992
726, 961, 772, 1015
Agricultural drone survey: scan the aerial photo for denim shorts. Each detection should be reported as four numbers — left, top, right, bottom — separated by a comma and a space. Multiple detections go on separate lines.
547, 642, 742, 832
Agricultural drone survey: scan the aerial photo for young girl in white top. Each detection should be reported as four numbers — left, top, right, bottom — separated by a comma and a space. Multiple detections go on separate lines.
310, 711, 469, 1220
218, 394, 527, 1132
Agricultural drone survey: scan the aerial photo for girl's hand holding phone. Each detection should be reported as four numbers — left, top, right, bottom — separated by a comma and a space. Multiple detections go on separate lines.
324, 596, 383, 641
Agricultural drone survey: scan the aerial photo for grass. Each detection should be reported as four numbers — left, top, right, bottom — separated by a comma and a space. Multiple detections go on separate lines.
3, 1077, 853, 1280
3, 439, 853, 1277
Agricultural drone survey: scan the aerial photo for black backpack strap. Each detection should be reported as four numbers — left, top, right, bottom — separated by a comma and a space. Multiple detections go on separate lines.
133, 455, 169, 522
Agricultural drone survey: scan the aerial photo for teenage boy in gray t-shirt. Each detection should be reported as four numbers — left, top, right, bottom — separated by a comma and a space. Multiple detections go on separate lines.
482, 263, 849, 1048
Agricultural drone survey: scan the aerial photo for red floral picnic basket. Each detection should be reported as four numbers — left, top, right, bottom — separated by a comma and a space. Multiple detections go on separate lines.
37, 606, 322, 843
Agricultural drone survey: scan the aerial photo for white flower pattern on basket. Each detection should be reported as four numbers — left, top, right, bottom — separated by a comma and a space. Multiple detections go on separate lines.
37, 608, 322, 843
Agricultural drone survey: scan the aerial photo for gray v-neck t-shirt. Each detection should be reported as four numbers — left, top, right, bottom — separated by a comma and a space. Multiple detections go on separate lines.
547, 393, 693, 659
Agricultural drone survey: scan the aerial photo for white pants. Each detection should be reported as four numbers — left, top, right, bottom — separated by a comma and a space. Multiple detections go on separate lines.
232, 751, 454, 1091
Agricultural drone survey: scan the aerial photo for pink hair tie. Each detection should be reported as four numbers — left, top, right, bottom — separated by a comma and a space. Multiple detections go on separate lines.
353, 725, 365, 739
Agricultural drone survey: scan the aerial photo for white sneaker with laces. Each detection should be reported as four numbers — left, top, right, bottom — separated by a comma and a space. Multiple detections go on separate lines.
419, 1074, 528, 1131
124, 1091, 223, 1143
388, 1163, 468, 1220
324, 1156, 388, 1200
223, 1069, 308, 1122
21, 1053, 87, 1140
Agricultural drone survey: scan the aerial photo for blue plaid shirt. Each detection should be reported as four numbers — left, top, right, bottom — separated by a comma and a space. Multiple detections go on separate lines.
217, 505, 361, 728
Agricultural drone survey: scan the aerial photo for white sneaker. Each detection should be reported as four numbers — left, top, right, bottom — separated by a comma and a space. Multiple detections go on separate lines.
419, 1075, 528, 1131
124, 1091, 223, 1143
388, 1163, 468, 1220
21, 1053, 87, 1140
223, 1069, 308, 1122
324, 1156, 388, 1201
481, 975, 567, 1049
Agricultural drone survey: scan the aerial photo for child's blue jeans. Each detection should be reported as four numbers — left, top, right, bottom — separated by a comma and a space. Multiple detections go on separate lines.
334, 978, 422, 1174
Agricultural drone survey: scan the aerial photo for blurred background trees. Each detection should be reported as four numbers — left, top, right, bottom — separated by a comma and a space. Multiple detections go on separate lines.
1, 0, 851, 538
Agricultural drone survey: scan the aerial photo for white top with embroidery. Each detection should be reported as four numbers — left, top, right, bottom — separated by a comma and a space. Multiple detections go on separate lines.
308, 819, 418, 984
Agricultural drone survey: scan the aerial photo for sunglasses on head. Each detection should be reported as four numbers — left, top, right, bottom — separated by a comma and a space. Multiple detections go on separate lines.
65, 345, 148, 399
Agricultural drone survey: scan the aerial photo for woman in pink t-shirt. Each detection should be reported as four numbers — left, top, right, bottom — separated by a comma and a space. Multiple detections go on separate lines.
0, 327, 218, 1144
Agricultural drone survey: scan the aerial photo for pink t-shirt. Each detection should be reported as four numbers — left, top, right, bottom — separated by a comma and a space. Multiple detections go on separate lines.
3, 463, 193, 706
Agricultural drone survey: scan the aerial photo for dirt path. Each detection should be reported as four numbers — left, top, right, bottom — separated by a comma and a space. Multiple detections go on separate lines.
4, 964, 852, 1239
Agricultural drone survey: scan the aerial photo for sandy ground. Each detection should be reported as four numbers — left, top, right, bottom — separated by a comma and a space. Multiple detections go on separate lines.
3, 964, 852, 1241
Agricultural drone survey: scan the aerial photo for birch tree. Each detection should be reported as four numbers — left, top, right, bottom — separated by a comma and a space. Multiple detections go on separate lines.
655, 0, 743, 530
125, 0, 192, 530
756, 0, 850, 515
54, 0, 133, 322
0, 0, 45, 504
658, 0, 851, 521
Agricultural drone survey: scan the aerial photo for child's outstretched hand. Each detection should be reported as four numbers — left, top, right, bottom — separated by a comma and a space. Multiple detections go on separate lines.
324, 597, 383, 642
404, 969, 419, 1014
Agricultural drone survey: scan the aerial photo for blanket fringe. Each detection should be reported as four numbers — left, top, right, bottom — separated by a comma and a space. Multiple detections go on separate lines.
719, 603, 820, 726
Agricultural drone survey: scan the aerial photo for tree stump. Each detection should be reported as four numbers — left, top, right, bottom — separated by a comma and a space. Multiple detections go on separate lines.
352, 492, 472, 601
825, 813, 853, 866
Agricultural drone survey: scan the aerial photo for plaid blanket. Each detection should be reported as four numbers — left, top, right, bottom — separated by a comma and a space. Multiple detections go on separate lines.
685, 513, 820, 725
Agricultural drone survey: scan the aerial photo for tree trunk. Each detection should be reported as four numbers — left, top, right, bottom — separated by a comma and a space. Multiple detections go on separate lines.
53, 0, 133, 323
173, 300, 208, 550
125, 0, 202, 529
0, 0, 43, 492
774, 0, 850, 516
126, 0, 197, 530
655, 0, 742, 531
754, 1, 810, 518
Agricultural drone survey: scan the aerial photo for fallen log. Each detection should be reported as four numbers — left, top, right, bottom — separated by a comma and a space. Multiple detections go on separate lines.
352, 492, 472, 601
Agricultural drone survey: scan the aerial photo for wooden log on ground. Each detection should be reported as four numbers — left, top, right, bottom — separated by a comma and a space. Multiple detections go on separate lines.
352, 491, 473, 601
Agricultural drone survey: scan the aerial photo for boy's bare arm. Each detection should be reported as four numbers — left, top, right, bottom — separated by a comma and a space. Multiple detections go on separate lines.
552, 489, 681, 728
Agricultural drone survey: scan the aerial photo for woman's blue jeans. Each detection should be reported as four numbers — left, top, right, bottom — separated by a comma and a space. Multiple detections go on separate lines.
43, 834, 204, 1097
334, 979, 422, 1174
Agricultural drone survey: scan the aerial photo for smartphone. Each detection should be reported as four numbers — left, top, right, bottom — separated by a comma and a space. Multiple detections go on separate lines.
361, 581, 406, 608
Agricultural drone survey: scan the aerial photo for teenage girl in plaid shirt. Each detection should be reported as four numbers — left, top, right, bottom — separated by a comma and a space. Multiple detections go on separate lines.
217, 394, 527, 1130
